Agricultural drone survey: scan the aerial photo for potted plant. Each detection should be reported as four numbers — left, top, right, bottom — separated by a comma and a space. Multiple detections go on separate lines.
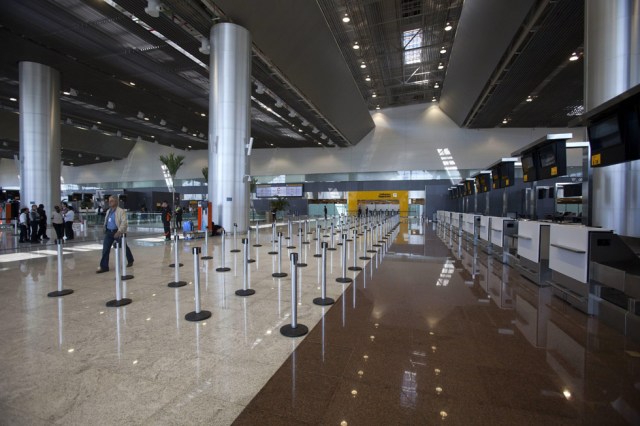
159, 152, 185, 219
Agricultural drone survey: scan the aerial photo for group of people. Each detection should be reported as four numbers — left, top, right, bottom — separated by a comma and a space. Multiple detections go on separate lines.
18, 202, 75, 243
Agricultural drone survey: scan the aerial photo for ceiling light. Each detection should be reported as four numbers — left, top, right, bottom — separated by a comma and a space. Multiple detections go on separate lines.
375, 105, 380, 110
144, 0, 161, 17
445, 22, 452, 31
255, 83, 265, 94
137, 111, 144, 119
360, 62, 366, 69
438, 63, 444, 70
95, 156, 100, 160
432, 97, 437, 102
62, 91, 71, 96
198, 132, 204, 138
312, 127, 319, 134
569, 52, 579, 61
342, 14, 350, 23
275, 99, 284, 108
107, 101, 115, 109
9, 97, 17, 102
160, 119, 166, 126
526, 96, 533, 102
301, 120, 308, 126
320, 134, 327, 140
143, 117, 149, 121
288, 110, 296, 118
200, 113, 206, 117
129, 82, 136, 86
502, 118, 508, 124
188, 145, 192, 148
69, 162, 74, 165
353, 42, 360, 50
365, 76, 371, 82
97, 121, 101, 124
150, 135, 155, 138
434, 83, 440, 88
440, 47, 447, 54
371, 93, 377, 98
298, 128, 303, 132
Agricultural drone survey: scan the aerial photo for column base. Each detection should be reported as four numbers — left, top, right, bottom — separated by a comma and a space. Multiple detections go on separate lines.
47, 289, 73, 297
336, 277, 353, 283
168, 281, 187, 288
235, 289, 255, 297
280, 323, 308, 338
185, 310, 211, 322
106, 298, 132, 307
313, 297, 335, 306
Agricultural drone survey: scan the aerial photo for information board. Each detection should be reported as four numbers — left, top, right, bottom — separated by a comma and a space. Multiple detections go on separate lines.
256, 184, 304, 198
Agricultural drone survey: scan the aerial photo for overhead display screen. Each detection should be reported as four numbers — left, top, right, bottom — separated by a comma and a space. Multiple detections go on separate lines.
475, 173, 491, 193
521, 152, 538, 183
256, 184, 304, 198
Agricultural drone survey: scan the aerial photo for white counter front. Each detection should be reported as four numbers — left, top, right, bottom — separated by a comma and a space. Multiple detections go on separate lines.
548, 224, 612, 284
479, 216, 491, 242
490, 217, 516, 248
462, 213, 479, 235
516, 221, 550, 263
451, 213, 462, 229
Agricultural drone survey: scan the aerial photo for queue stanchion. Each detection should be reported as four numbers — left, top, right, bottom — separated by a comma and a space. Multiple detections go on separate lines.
216, 231, 231, 272
286, 219, 292, 240
367, 225, 377, 254
268, 222, 278, 255
235, 238, 256, 296
169, 234, 183, 268
253, 225, 262, 247
348, 229, 362, 272
14, 218, 19, 236
360, 226, 372, 260
303, 220, 310, 244
247, 228, 255, 263
313, 226, 322, 258
201, 229, 213, 260
328, 223, 336, 251
336, 234, 353, 283
185, 247, 211, 321
168, 235, 187, 286
296, 228, 307, 267
314, 223, 320, 241
280, 252, 308, 337
120, 233, 134, 280
313, 242, 334, 306
287, 222, 296, 249
47, 239, 74, 297
231, 223, 240, 253
272, 232, 287, 278
372, 223, 382, 248
106, 242, 132, 307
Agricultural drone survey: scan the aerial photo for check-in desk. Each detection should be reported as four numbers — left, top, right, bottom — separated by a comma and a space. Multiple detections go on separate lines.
436, 210, 448, 238
547, 224, 613, 314
462, 213, 481, 245
451, 212, 462, 242
515, 221, 551, 285
489, 217, 518, 263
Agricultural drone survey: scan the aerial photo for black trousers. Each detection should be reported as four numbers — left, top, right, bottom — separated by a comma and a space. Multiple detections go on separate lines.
30, 223, 39, 242
64, 221, 74, 239
163, 222, 171, 239
19, 224, 28, 242
53, 223, 64, 240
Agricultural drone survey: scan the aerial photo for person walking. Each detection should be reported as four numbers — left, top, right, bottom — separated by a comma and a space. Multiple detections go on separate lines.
19, 207, 29, 243
51, 205, 64, 240
97, 196, 134, 273
161, 201, 172, 240
29, 205, 40, 243
37, 204, 49, 240
62, 203, 75, 240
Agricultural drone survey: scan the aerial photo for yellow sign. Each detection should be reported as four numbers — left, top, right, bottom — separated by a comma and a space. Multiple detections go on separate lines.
523, 174, 528, 182
551, 166, 558, 176
505, 179, 510, 186
592, 153, 601, 166
347, 190, 409, 214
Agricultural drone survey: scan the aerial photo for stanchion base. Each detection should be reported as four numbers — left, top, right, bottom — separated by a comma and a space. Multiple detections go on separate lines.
367, 250, 377, 253
216, 267, 231, 272
327, 247, 337, 251
302, 241, 310, 245
47, 289, 74, 298
168, 280, 187, 288
337, 243, 343, 246
287, 246, 296, 249
248, 259, 256, 264
313, 297, 335, 306
106, 298, 132, 307
280, 324, 308, 338
348, 266, 363, 271
253, 244, 263, 247
268, 251, 278, 255
373, 244, 382, 247
296, 262, 308, 268
272, 272, 288, 278
201, 255, 213, 260
169, 263, 183, 268
336, 277, 353, 283
235, 289, 256, 297
185, 310, 211, 322
347, 239, 353, 242
230, 249, 241, 253
359, 256, 371, 260
313, 254, 322, 258
121, 274, 134, 280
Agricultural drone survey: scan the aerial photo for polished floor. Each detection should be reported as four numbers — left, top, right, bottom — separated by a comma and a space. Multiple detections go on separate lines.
1, 221, 640, 425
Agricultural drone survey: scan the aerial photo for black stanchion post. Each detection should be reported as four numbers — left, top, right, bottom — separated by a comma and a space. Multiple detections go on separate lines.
106, 242, 132, 307
169, 234, 183, 267
272, 232, 287, 278
201, 229, 213, 260
120, 233, 134, 280
336, 234, 353, 283
216, 231, 231, 272
313, 242, 334, 305
236, 238, 256, 296
280, 252, 309, 337
48, 239, 74, 297
185, 247, 212, 321
348, 229, 362, 271
231, 223, 240, 253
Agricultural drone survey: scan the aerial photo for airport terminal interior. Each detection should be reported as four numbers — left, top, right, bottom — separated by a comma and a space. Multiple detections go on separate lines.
1, 0, 640, 425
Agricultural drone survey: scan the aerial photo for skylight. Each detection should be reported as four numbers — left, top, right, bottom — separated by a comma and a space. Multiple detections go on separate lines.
403, 29, 423, 65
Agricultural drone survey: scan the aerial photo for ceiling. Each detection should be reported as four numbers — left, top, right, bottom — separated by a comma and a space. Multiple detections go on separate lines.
0, 0, 584, 167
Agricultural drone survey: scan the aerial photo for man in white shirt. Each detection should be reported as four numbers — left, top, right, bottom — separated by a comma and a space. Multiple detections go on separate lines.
62, 203, 75, 240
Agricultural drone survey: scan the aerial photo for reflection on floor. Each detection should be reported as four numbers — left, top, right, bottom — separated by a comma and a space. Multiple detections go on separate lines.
234, 220, 640, 425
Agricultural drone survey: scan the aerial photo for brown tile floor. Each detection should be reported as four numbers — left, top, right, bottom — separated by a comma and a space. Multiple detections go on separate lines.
233, 222, 640, 426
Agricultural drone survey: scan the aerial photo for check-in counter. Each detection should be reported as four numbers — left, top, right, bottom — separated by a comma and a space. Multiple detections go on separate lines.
489, 217, 517, 262
515, 221, 551, 285
547, 224, 613, 313
462, 213, 481, 244
479, 216, 491, 243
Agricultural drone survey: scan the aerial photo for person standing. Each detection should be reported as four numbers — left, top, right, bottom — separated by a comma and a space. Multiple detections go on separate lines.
63, 204, 75, 240
51, 205, 64, 240
37, 204, 49, 240
357, 207, 362, 218
175, 206, 183, 229
97, 196, 134, 273
324, 205, 328, 220
19, 207, 29, 243
29, 205, 40, 243
161, 201, 172, 240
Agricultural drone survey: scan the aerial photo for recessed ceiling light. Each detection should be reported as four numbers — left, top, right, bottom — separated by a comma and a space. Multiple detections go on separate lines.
9, 97, 17, 102
445, 22, 452, 31
188, 145, 192, 148
62, 91, 71, 96
360, 62, 366, 69
375, 105, 380, 110
434, 83, 440, 88
353, 42, 360, 50
97, 121, 101, 124
129, 82, 136, 86
432, 97, 437, 102
526, 96, 533, 102
438, 63, 444, 70
502, 118, 508, 124
372, 93, 377, 98
143, 117, 149, 121
569, 52, 579, 61
342, 14, 350, 23
440, 47, 447, 54
365, 76, 371, 82
200, 113, 206, 117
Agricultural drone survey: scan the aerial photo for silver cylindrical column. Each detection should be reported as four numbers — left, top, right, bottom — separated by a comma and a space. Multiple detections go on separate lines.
216, 231, 231, 272
236, 238, 255, 296
313, 242, 334, 306
280, 252, 309, 337
19, 62, 61, 212
586, 0, 640, 237
47, 239, 73, 297
336, 234, 353, 283
272, 232, 287, 278
208, 23, 251, 233
185, 247, 212, 321
106, 242, 132, 307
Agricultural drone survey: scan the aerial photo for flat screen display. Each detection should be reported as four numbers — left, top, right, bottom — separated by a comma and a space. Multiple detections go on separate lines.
464, 180, 475, 196
538, 145, 556, 168
536, 141, 567, 179
475, 173, 491, 193
521, 152, 538, 183
500, 162, 515, 187
563, 183, 582, 197
588, 114, 623, 151
491, 166, 500, 189
256, 184, 304, 198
